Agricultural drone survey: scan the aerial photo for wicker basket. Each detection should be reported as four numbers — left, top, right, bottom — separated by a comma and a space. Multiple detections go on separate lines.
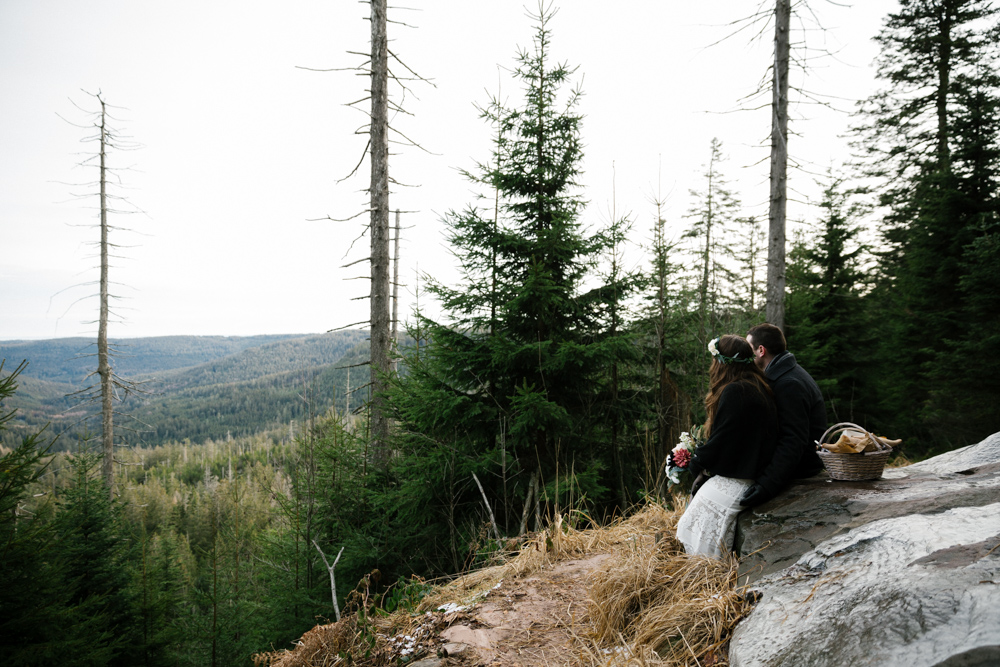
817, 422, 893, 481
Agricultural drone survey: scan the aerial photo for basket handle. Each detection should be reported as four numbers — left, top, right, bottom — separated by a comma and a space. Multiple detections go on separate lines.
817, 422, 892, 452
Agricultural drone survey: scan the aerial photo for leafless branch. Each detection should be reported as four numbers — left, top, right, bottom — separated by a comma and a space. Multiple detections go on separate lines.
388, 49, 436, 87
328, 320, 370, 333
341, 256, 373, 268
308, 209, 372, 223
388, 126, 439, 155
338, 140, 371, 183
335, 360, 373, 370
295, 65, 360, 73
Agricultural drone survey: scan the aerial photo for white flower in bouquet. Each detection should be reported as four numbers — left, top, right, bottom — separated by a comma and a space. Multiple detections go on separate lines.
678, 431, 697, 451
667, 465, 682, 485
666, 429, 701, 487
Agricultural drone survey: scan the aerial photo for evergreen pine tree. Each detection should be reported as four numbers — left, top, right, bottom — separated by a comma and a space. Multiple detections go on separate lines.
854, 0, 1000, 448
683, 138, 743, 341
132, 518, 189, 666
635, 199, 697, 497
925, 61, 1000, 442
585, 210, 645, 510
784, 174, 869, 423
733, 216, 767, 319
55, 453, 141, 667
0, 363, 72, 666
390, 5, 623, 541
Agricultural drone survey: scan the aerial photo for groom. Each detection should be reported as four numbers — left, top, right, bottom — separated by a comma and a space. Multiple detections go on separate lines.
740, 323, 826, 507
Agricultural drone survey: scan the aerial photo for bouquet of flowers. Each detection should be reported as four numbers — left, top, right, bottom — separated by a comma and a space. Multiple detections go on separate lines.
666, 427, 703, 487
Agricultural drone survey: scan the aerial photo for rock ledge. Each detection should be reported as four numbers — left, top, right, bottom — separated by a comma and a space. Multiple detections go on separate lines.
730, 433, 1000, 667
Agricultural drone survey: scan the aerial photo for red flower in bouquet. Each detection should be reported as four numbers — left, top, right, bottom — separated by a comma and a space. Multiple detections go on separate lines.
672, 446, 691, 469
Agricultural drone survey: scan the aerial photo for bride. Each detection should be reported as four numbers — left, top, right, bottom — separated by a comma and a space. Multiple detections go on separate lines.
676, 334, 778, 558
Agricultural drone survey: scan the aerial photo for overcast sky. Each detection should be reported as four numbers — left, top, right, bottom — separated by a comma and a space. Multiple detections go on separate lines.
0, 0, 897, 342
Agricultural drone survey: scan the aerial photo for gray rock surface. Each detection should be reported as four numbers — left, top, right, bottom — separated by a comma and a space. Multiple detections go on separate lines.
408, 659, 444, 667
736, 432, 1000, 579
729, 433, 1000, 667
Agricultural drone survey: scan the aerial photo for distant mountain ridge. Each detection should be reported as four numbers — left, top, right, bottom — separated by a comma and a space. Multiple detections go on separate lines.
0, 332, 369, 451
1, 334, 309, 385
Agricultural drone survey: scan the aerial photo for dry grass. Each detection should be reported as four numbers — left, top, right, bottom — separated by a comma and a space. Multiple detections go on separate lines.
570, 499, 754, 666
253, 573, 438, 667
252, 615, 382, 667
255, 499, 757, 667
417, 510, 633, 612
886, 452, 913, 468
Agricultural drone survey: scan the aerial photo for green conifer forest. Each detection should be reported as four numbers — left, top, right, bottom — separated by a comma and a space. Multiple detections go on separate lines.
2, 2, 999, 664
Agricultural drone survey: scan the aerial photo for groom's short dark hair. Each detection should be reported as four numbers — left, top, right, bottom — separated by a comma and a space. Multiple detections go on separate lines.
748, 323, 787, 355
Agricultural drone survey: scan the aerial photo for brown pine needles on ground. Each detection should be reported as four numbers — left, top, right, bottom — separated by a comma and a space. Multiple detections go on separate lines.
254, 500, 757, 667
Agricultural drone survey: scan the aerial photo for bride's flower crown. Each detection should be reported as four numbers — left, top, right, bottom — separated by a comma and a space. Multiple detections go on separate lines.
708, 337, 754, 365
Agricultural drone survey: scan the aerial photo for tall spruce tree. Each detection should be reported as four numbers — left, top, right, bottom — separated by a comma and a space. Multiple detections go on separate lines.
854, 0, 1000, 448
0, 363, 73, 666
683, 138, 743, 341
132, 525, 187, 667
55, 453, 142, 667
586, 210, 644, 510
734, 216, 767, 319
784, 175, 869, 424
390, 5, 622, 538
925, 60, 1000, 443
636, 197, 697, 498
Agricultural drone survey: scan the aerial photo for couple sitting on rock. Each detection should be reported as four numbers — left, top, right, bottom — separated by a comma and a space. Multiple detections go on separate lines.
676, 323, 827, 559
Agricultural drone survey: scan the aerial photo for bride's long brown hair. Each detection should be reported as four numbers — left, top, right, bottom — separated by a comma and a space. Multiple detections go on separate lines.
703, 334, 772, 437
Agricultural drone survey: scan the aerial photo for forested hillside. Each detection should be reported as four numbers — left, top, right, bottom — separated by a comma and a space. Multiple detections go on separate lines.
1, 335, 305, 384
0, 331, 369, 451
4, 2, 1000, 666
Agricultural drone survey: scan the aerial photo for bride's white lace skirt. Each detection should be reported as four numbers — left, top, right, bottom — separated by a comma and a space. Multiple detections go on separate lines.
676, 476, 753, 558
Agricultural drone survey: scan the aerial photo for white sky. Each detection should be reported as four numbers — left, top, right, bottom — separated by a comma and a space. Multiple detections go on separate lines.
0, 0, 897, 341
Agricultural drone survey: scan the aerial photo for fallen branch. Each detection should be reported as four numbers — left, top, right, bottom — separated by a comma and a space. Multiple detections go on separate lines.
313, 540, 346, 621
472, 472, 501, 544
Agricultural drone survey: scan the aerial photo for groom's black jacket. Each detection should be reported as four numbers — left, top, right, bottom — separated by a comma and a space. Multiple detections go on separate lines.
755, 351, 825, 495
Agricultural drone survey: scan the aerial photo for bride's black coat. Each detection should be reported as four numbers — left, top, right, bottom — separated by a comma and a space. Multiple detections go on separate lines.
688, 380, 778, 479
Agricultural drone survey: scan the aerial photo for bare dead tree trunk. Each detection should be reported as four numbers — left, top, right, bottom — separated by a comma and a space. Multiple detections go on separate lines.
749, 219, 761, 313
654, 207, 670, 497
766, 0, 790, 330
97, 96, 114, 500
369, 0, 391, 467
698, 144, 716, 341
518, 470, 537, 536
533, 467, 543, 533
391, 209, 400, 373
608, 184, 625, 510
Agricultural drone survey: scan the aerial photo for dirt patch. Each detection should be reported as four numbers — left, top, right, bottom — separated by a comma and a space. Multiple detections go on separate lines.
440, 553, 612, 666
